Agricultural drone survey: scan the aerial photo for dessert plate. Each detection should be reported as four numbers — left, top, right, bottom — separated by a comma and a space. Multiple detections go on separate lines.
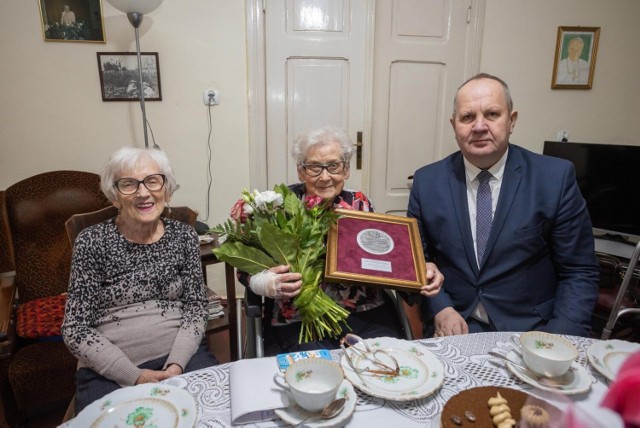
587, 339, 640, 382
505, 350, 592, 395
340, 336, 444, 401
70, 384, 197, 428
274, 379, 356, 427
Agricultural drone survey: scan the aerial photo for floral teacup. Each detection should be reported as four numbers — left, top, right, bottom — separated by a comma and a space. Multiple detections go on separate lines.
273, 358, 343, 412
515, 331, 577, 377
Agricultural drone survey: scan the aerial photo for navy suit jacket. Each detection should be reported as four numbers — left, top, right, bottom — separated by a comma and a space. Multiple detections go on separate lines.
408, 144, 599, 336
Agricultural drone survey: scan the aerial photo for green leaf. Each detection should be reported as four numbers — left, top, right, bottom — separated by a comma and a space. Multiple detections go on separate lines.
259, 222, 298, 266
212, 242, 276, 274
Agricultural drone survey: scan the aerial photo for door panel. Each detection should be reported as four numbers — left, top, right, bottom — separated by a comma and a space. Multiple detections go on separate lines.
370, 0, 484, 214
265, 0, 367, 189
387, 62, 443, 192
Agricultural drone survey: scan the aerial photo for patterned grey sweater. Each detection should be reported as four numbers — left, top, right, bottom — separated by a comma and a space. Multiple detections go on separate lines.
62, 217, 207, 387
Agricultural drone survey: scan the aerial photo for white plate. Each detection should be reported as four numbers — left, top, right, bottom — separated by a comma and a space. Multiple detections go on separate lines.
274, 379, 356, 428
340, 337, 444, 401
70, 384, 197, 428
505, 350, 592, 395
587, 339, 640, 382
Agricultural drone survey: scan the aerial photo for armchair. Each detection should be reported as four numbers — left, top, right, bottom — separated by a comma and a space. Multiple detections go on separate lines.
0, 171, 110, 426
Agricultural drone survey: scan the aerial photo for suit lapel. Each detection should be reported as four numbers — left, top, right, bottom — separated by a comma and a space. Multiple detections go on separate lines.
448, 156, 480, 276
481, 146, 523, 269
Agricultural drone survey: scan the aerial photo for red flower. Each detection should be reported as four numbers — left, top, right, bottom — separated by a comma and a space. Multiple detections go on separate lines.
304, 195, 324, 209
229, 199, 248, 223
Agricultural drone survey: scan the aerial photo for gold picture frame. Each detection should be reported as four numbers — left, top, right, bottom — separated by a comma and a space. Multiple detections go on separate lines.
325, 210, 427, 293
551, 26, 600, 89
39, 0, 106, 43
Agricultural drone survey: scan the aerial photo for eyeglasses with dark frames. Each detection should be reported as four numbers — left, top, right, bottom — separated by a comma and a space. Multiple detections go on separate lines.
301, 161, 347, 177
114, 174, 166, 195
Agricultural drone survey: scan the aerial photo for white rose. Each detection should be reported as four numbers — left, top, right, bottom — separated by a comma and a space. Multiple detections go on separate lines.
255, 190, 283, 208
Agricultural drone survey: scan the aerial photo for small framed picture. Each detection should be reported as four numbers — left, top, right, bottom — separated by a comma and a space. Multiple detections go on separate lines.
551, 26, 600, 89
39, 0, 106, 43
97, 52, 162, 101
325, 210, 427, 293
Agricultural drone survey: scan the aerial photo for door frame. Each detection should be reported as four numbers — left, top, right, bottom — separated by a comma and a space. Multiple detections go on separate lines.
245, 0, 375, 193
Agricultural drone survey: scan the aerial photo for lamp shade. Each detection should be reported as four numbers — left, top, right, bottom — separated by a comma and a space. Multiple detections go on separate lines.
106, 0, 164, 14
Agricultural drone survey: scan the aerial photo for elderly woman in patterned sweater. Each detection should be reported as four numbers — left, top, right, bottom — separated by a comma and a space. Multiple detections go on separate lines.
62, 147, 218, 413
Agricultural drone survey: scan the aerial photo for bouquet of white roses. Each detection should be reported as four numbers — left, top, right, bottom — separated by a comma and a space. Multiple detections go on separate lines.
211, 184, 350, 343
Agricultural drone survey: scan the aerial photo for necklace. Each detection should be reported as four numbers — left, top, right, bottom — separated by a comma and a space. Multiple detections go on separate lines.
566, 59, 580, 82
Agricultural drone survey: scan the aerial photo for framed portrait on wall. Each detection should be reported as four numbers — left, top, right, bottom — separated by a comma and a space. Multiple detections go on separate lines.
39, 0, 106, 42
551, 26, 600, 89
97, 52, 162, 101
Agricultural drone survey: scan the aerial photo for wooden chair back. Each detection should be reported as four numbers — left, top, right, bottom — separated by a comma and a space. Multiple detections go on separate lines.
5, 171, 111, 302
66, 205, 199, 245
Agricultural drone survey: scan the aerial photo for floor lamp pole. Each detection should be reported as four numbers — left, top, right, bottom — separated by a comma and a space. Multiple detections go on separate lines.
127, 12, 149, 148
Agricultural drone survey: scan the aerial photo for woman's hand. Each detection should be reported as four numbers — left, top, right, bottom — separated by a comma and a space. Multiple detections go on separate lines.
248, 265, 302, 300
135, 364, 183, 384
420, 262, 443, 297
135, 369, 171, 384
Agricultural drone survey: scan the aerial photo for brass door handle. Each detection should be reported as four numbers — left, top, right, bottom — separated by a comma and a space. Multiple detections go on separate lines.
354, 131, 363, 170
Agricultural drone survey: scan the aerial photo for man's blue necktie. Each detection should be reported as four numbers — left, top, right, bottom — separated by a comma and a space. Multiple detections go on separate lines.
476, 170, 493, 265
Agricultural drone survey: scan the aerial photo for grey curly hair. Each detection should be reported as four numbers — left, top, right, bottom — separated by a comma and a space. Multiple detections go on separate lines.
291, 125, 354, 166
100, 147, 178, 202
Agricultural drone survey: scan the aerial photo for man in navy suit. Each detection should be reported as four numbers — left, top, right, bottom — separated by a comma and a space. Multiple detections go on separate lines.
408, 73, 599, 337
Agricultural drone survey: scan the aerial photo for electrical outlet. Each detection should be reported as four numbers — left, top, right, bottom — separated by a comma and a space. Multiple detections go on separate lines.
203, 89, 219, 106
556, 130, 569, 141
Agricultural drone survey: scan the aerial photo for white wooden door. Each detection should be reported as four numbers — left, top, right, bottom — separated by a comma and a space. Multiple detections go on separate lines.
369, 0, 485, 214
264, 0, 371, 190
256, 0, 484, 204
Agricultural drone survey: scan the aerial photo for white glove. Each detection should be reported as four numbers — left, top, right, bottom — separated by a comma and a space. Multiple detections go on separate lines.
249, 269, 282, 299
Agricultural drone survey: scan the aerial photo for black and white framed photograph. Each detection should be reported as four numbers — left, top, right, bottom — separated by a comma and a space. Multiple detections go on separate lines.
97, 52, 162, 101
39, 0, 106, 42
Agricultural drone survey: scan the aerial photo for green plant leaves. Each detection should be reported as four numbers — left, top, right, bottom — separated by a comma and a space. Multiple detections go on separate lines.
211, 184, 349, 342
212, 242, 276, 275
259, 223, 298, 267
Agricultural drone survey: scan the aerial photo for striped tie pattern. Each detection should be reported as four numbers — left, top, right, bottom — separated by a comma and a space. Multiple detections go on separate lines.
476, 170, 493, 265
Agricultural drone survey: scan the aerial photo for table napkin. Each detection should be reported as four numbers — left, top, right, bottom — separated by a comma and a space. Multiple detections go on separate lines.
601, 350, 640, 428
229, 357, 289, 424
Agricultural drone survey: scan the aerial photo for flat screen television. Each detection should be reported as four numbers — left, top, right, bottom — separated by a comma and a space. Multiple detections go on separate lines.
543, 141, 640, 240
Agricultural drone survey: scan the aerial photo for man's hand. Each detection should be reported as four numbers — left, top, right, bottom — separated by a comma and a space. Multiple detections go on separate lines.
433, 307, 468, 337
420, 262, 444, 297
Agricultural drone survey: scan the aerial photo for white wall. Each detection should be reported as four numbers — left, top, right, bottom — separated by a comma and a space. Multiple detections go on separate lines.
0, 0, 250, 227
479, 0, 640, 153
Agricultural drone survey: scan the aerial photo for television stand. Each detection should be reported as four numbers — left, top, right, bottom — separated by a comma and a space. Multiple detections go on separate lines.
594, 234, 637, 260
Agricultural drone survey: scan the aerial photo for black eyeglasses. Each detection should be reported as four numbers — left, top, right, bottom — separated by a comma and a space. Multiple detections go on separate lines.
114, 174, 166, 195
301, 161, 347, 177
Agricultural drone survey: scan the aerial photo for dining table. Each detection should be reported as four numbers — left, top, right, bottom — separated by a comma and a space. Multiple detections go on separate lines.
154, 331, 619, 427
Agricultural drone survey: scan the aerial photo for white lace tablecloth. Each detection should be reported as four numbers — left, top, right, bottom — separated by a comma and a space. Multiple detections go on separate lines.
160, 331, 613, 427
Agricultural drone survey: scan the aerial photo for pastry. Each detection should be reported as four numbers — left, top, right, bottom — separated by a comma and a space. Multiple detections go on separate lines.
440, 386, 559, 428
520, 404, 550, 428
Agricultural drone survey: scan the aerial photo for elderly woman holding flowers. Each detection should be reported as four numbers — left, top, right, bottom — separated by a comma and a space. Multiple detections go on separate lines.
226, 126, 443, 354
